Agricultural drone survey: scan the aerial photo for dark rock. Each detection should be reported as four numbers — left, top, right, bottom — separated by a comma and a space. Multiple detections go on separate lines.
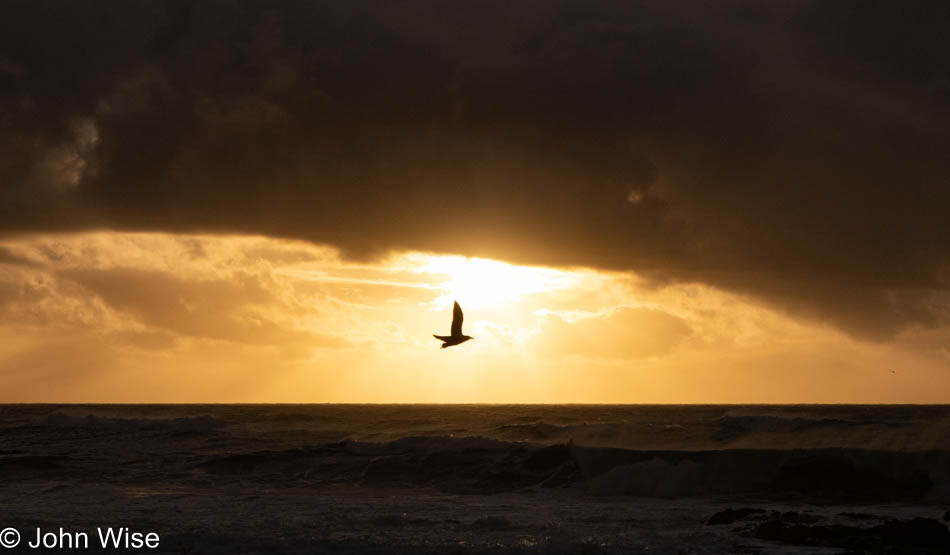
752, 521, 866, 547
747, 517, 950, 552
871, 518, 950, 549
707, 508, 766, 525
772, 454, 931, 501
944, 510, 950, 522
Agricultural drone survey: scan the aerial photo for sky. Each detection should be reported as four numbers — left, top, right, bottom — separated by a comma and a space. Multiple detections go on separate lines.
1, 1, 949, 402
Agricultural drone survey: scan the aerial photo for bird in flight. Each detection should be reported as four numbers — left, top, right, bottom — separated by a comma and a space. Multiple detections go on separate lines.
433, 301, 474, 349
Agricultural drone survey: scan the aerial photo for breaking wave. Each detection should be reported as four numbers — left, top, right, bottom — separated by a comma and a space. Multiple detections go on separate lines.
194, 434, 950, 502
6, 405, 950, 504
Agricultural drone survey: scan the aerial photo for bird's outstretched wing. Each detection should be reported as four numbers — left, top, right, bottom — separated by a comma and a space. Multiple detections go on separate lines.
451, 301, 464, 336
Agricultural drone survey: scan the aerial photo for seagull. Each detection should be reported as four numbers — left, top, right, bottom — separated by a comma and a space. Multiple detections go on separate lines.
433, 300, 474, 349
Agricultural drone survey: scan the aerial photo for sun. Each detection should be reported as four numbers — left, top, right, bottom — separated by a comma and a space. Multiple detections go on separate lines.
414, 255, 575, 309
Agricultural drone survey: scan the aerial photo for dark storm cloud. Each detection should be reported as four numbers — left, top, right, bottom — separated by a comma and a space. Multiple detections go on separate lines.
2, 0, 949, 339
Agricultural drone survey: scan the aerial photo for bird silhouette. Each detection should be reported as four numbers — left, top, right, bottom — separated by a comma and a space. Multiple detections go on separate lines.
433, 301, 474, 349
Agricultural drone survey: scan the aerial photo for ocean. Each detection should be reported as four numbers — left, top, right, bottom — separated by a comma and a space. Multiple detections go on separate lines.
1, 404, 948, 553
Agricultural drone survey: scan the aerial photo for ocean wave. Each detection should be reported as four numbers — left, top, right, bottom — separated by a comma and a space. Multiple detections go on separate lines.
494, 421, 570, 439
714, 414, 897, 434
577, 445, 947, 501
485, 413, 949, 452
42, 409, 232, 431
0, 454, 68, 472
193, 434, 950, 502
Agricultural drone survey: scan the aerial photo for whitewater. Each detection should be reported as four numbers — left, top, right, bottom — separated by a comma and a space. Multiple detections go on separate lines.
1, 404, 948, 553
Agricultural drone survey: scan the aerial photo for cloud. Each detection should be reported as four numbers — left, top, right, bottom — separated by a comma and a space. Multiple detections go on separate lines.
537, 308, 692, 361
1, 2, 949, 339
62, 267, 315, 345
0, 246, 35, 267
0, 234, 353, 353
1, 232, 948, 402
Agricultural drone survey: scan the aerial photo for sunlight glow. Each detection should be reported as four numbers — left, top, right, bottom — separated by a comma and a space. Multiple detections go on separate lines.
1, 232, 946, 403
414, 255, 576, 309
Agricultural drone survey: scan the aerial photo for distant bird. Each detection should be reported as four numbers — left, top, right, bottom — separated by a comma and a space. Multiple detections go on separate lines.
433, 301, 474, 349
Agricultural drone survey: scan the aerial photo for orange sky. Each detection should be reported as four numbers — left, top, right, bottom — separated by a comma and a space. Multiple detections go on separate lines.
0, 231, 947, 403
